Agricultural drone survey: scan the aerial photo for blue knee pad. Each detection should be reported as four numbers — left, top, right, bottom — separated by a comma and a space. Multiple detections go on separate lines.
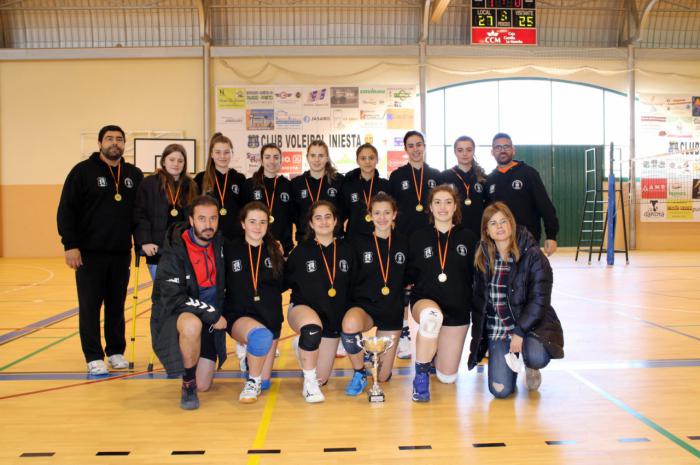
340, 332, 363, 355
246, 327, 273, 357
299, 324, 322, 351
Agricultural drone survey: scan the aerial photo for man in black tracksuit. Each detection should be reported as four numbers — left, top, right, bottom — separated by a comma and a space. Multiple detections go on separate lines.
57, 125, 143, 375
485, 133, 559, 256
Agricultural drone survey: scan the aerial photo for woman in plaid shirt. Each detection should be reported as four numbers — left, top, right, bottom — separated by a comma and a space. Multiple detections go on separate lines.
469, 202, 564, 398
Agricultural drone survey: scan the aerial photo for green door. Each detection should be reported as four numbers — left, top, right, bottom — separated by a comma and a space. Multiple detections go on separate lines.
515, 145, 603, 247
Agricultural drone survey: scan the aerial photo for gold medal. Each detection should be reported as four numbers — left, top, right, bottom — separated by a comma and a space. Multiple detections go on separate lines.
438, 272, 447, 283
381, 286, 390, 296
170, 208, 178, 217
220, 208, 227, 216
365, 214, 372, 223
114, 193, 122, 202
464, 199, 472, 206
269, 215, 275, 224
254, 295, 261, 302
415, 204, 423, 212
328, 288, 337, 298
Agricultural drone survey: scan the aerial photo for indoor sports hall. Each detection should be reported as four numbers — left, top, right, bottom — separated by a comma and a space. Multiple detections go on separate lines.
1, 1, 699, 464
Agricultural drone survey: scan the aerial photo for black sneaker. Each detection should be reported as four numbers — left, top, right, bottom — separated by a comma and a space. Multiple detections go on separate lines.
180, 380, 199, 410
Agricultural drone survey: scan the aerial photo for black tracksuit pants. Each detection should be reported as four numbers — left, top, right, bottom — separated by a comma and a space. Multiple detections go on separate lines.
76, 253, 131, 363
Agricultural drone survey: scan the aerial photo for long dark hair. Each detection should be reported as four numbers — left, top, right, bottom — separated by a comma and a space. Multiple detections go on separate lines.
307, 140, 338, 182
202, 132, 233, 195
253, 143, 282, 188
157, 143, 197, 208
239, 201, 284, 278
427, 184, 462, 226
453, 135, 487, 182
305, 200, 338, 241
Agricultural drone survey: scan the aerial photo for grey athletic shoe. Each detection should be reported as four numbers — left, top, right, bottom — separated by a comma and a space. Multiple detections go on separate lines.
525, 368, 542, 391
180, 380, 200, 410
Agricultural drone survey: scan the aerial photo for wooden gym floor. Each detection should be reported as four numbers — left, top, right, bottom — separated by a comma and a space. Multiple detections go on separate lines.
1, 251, 699, 464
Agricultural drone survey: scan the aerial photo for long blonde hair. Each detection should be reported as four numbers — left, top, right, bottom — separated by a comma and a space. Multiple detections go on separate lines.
307, 140, 338, 182
474, 202, 520, 274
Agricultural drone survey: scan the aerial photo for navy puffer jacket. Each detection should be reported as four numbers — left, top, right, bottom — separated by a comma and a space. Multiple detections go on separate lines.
468, 226, 564, 370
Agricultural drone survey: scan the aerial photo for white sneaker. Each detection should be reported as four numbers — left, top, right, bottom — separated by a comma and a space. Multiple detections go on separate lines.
236, 343, 248, 373
302, 377, 325, 403
107, 354, 128, 369
239, 379, 261, 404
525, 368, 542, 391
87, 359, 109, 375
396, 335, 412, 360
336, 343, 347, 358
275, 348, 280, 358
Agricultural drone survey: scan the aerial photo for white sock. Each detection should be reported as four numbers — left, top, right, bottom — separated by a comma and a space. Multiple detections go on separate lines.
250, 375, 262, 385
303, 368, 317, 380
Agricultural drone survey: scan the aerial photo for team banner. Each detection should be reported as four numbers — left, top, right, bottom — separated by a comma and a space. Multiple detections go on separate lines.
215, 86, 419, 179
638, 94, 700, 222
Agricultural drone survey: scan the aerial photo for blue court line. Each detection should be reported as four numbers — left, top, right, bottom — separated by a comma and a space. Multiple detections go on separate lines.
569, 369, 700, 459
0, 281, 152, 345
2, 358, 700, 381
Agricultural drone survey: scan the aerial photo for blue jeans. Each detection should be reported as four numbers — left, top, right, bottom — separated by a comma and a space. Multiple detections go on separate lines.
147, 264, 157, 281
487, 335, 551, 399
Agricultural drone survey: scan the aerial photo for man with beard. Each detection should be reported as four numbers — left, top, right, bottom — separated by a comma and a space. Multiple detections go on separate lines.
57, 125, 143, 375
485, 133, 559, 256
150, 195, 227, 410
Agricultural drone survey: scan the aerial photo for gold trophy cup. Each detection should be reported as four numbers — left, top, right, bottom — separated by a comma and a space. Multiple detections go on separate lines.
357, 335, 395, 402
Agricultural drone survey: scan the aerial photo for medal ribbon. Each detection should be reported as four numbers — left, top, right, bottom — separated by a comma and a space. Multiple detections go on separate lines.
248, 243, 262, 298
451, 167, 471, 202
317, 239, 337, 290
214, 170, 229, 208
361, 175, 375, 214
373, 232, 391, 288
166, 181, 182, 209
410, 164, 424, 207
304, 174, 325, 204
107, 160, 121, 197
263, 176, 278, 214
436, 227, 452, 274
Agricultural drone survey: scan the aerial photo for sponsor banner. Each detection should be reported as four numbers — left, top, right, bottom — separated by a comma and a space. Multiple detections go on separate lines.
640, 199, 667, 222
246, 109, 275, 131
641, 178, 667, 199
387, 108, 414, 130
331, 87, 359, 108
667, 201, 693, 220
281, 151, 303, 178
274, 89, 302, 107
246, 89, 275, 108
387, 151, 408, 174
217, 87, 246, 109
303, 88, 330, 107
275, 109, 303, 130
471, 28, 537, 45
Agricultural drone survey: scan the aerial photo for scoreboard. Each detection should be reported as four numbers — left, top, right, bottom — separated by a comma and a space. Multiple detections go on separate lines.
471, 0, 537, 45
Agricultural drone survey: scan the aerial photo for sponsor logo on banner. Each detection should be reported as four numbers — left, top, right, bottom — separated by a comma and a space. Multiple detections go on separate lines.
387, 108, 414, 130
693, 179, 700, 199
304, 88, 329, 106
281, 151, 303, 177
641, 178, 667, 199
248, 135, 260, 148
667, 201, 693, 220
246, 109, 274, 131
246, 89, 274, 107
331, 87, 359, 108
388, 152, 408, 175
359, 88, 387, 108
275, 90, 302, 105
275, 110, 303, 130
388, 88, 414, 108
360, 110, 386, 129
471, 28, 537, 45
668, 180, 691, 199
641, 199, 666, 221
332, 109, 360, 130
217, 88, 246, 109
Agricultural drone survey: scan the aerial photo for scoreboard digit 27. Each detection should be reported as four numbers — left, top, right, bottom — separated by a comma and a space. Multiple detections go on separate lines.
471, 0, 537, 45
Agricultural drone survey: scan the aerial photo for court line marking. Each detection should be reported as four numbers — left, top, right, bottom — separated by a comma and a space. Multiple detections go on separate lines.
0, 282, 153, 345
245, 379, 281, 465
568, 369, 700, 459
554, 288, 700, 315
0, 265, 55, 295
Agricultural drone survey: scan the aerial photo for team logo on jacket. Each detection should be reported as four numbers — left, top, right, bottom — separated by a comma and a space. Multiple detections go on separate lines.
124, 178, 134, 188
264, 257, 273, 268
512, 180, 523, 190
401, 180, 409, 191
280, 192, 290, 202
423, 247, 433, 258
306, 260, 316, 272
254, 190, 262, 200
427, 179, 437, 188
489, 184, 496, 194
327, 187, 338, 198
394, 252, 406, 264
474, 183, 483, 193
301, 189, 308, 199
232, 184, 240, 194
363, 251, 373, 263
351, 193, 359, 203
456, 244, 468, 256
339, 259, 349, 272
97, 177, 107, 188
232, 260, 242, 272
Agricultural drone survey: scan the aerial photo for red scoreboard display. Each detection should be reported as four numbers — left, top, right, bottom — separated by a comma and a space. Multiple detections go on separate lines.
471, 0, 537, 45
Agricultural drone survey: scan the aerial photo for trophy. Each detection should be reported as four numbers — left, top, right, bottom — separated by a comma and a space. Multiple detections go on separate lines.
357, 335, 395, 402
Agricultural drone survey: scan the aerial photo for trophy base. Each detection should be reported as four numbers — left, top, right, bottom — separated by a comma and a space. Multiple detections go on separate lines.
368, 392, 385, 403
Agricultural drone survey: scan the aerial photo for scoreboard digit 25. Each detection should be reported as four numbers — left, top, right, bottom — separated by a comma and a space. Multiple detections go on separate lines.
471, 0, 537, 45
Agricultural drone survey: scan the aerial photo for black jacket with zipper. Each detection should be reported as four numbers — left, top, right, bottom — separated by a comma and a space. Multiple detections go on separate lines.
468, 226, 564, 370
150, 222, 227, 375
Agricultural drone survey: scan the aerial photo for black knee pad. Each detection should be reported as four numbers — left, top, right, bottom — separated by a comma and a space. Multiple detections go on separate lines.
340, 332, 363, 355
299, 324, 322, 351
